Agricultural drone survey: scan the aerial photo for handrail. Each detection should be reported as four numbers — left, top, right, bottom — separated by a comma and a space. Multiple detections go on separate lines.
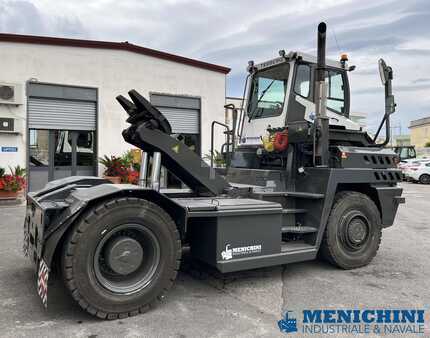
224, 104, 238, 153
238, 73, 251, 141
211, 121, 231, 169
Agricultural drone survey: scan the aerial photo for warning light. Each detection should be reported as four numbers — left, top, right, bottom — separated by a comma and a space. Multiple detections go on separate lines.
340, 53, 349, 62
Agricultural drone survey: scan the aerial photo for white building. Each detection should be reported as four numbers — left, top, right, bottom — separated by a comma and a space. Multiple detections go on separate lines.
0, 33, 230, 191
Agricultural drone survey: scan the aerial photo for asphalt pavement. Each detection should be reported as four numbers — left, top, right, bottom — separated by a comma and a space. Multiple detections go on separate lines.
0, 182, 429, 337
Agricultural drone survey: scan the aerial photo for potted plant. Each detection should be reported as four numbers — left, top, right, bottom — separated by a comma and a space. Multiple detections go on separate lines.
0, 166, 26, 199
122, 169, 139, 185
99, 155, 127, 184
203, 150, 226, 168
120, 150, 140, 184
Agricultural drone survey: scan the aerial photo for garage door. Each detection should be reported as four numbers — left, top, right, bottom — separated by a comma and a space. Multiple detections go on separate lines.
157, 107, 199, 134
151, 93, 200, 135
28, 97, 96, 131
27, 83, 98, 192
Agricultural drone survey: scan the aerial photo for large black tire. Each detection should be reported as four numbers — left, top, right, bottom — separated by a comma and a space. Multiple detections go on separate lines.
320, 191, 382, 269
419, 174, 430, 184
62, 197, 181, 319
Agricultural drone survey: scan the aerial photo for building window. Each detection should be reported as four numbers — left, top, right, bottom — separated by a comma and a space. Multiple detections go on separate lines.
29, 129, 49, 167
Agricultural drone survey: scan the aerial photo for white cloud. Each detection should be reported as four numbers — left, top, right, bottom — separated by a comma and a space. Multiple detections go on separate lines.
1, 0, 429, 132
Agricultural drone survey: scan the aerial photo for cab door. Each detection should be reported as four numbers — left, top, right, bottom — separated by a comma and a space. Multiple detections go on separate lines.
288, 63, 359, 130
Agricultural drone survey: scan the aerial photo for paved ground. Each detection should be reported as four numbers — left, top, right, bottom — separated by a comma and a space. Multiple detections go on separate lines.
0, 183, 429, 337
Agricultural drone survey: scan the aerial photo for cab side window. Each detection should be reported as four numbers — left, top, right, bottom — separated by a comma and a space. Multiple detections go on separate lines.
294, 64, 311, 98
326, 70, 345, 114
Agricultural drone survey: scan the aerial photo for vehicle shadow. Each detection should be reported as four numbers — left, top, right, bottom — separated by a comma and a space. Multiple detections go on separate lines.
14, 250, 335, 323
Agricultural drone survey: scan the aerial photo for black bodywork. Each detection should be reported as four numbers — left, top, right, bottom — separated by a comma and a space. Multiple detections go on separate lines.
24, 90, 404, 275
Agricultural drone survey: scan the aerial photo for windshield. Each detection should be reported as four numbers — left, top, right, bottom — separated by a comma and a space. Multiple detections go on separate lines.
394, 147, 416, 160
247, 63, 290, 120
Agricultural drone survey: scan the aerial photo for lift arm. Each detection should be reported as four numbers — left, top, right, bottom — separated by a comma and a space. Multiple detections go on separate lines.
118, 90, 230, 196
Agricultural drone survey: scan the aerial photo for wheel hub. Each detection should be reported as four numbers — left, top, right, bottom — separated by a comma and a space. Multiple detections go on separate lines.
94, 224, 161, 294
347, 219, 368, 244
104, 236, 143, 275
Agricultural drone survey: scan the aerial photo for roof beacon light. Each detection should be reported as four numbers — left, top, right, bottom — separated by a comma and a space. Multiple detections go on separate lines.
340, 53, 348, 62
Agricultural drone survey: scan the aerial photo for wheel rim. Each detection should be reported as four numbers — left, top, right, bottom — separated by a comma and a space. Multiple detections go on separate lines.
338, 211, 370, 252
421, 175, 430, 184
94, 223, 160, 294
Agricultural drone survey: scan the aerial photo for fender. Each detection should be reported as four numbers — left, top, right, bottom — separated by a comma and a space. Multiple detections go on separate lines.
293, 167, 404, 249
371, 185, 405, 226
30, 181, 187, 269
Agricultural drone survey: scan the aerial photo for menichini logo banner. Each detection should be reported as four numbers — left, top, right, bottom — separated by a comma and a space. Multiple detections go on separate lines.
278, 308, 429, 335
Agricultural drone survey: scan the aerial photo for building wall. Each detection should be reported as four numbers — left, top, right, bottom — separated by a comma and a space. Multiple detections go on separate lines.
225, 97, 244, 127
392, 135, 411, 147
0, 42, 226, 173
410, 123, 430, 149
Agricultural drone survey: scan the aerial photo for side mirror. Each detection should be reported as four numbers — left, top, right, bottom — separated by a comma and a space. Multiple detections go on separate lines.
378, 58, 391, 85
378, 59, 387, 85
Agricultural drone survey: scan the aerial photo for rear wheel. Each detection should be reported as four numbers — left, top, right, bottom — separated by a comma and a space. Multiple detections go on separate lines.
419, 174, 430, 184
62, 197, 181, 319
320, 191, 381, 269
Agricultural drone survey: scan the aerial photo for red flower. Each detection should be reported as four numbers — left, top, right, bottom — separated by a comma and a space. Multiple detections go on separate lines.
0, 174, 25, 192
121, 169, 139, 184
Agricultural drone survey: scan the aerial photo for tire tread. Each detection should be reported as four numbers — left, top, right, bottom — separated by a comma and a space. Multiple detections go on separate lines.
320, 191, 382, 269
62, 197, 181, 319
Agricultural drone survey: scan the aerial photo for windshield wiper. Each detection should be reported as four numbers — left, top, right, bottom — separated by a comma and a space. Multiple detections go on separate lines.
248, 79, 276, 122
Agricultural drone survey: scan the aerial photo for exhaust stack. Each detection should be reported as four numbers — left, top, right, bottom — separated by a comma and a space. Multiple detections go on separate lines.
314, 22, 329, 166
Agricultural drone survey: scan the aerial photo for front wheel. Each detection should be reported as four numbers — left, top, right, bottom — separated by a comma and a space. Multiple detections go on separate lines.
419, 174, 430, 184
62, 197, 181, 319
320, 191, 382, 269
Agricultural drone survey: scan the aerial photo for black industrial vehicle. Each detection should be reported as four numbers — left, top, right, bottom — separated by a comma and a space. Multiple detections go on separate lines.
24, 23, 404, 319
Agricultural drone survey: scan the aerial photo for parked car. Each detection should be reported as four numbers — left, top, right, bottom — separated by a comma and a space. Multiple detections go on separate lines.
399, 158, 429, 180
404, 161, 430, 184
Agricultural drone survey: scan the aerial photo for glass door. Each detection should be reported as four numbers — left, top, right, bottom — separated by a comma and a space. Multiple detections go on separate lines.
52, 130, 73, 180
28, 129, 96, 191
52, 130, 96, 180
75, 131, 96, 176
29, 129, 49, 192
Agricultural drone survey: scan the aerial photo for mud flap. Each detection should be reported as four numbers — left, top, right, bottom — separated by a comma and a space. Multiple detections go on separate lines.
37, 259, 49, 308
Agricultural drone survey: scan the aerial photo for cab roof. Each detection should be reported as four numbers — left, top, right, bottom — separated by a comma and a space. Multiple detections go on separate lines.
255, 51, 345, 71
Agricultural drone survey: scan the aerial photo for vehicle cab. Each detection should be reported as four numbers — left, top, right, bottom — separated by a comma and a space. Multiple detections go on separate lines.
239, 51, 360, 147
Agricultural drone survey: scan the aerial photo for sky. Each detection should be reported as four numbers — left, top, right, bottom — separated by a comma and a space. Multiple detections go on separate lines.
1, 0, 429, 134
